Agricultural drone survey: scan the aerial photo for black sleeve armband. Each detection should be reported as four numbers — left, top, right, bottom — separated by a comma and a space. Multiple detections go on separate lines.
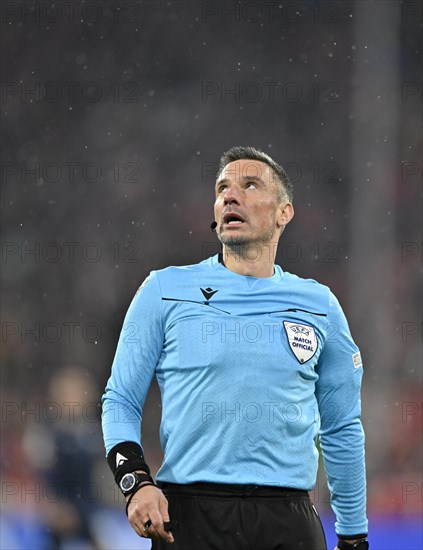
107, 442, 151, 484
337, 539, 369, 550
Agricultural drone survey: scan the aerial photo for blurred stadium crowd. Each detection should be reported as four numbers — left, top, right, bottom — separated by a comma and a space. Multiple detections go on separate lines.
1, 1, 421, 549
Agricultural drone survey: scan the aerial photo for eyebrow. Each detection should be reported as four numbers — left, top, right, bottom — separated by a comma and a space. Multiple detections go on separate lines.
215, 175, 266, 188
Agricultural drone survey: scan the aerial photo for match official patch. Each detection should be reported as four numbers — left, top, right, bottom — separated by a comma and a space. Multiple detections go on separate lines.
283, 322, 318, 363
352, 352, 363, 369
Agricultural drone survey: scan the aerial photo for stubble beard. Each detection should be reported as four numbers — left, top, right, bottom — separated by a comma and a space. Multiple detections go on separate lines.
218, 223, 277, 264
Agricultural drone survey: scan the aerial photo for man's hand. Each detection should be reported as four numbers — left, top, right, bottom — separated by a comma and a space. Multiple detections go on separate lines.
127, 484, 174, 543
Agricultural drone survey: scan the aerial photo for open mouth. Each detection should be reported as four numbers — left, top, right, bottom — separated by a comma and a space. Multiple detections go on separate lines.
223, 212, 245, 226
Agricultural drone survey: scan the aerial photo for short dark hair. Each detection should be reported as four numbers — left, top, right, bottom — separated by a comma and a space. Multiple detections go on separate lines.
217, 146, 293, 203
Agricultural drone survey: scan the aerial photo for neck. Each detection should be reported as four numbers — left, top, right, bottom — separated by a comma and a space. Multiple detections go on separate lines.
220, 242, 278, 278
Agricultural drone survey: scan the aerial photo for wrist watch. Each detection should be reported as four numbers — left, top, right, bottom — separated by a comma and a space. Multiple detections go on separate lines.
337, 539, 369, 550
119, 472, 152, 496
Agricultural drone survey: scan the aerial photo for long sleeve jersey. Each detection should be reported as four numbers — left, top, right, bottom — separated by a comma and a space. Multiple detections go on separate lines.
102, 254, 368, 536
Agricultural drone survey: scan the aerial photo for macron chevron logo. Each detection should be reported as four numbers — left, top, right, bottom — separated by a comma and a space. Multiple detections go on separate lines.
200, 287, 219, 300
116, 452, 128, 468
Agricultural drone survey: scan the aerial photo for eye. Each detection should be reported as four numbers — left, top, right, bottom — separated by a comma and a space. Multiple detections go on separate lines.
217, 184, 228, 193
245, 181, 257, 189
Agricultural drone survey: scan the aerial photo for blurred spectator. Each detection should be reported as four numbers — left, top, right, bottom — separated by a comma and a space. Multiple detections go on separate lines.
22, 367, 103, 549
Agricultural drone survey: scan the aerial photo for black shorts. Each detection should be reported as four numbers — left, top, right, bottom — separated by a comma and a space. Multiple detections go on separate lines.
152, 482, 328, 550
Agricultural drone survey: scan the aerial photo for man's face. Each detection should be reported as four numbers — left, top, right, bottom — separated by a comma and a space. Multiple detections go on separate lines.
214, 159, 290, 247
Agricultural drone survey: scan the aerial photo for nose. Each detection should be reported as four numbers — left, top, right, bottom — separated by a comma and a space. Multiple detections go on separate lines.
223, 185, 241, 205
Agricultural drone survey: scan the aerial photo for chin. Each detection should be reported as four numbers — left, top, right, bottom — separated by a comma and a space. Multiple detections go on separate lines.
220, 234, 254, 247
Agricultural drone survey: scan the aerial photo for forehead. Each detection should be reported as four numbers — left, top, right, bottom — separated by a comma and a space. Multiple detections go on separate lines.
217, 159, 273, 183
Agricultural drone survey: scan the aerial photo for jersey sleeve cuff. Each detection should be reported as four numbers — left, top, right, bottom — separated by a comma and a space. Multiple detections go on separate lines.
336, 519, 369, 539
337, 533, 368, 540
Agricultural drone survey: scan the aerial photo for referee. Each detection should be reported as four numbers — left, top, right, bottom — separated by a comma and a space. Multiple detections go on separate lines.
102, 146, 368, 550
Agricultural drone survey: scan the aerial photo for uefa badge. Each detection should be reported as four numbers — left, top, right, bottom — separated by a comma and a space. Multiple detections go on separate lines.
283, 322, 318, 363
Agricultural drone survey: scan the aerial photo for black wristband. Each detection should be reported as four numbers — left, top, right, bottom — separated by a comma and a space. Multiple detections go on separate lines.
338, 534, 368, 541
107, 441, 151, 484
337, 539, 369, 550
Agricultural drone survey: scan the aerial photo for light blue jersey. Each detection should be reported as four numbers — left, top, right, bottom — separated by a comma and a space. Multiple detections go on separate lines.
102, 254, 368, 536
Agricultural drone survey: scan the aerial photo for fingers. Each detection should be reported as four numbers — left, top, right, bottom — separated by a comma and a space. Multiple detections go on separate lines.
147, 495, 174, 543
130, 516, 146, 539
127, 486, 174, 543
159, 493, 175, 542
142, 519, 156, 539
139, 514, 174, 543
129, 514, 156, 540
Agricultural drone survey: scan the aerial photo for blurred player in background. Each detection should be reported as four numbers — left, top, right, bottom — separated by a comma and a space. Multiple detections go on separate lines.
102, 146, 369, 550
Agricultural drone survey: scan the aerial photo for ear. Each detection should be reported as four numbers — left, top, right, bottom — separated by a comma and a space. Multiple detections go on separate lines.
276, 202, 294, 228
